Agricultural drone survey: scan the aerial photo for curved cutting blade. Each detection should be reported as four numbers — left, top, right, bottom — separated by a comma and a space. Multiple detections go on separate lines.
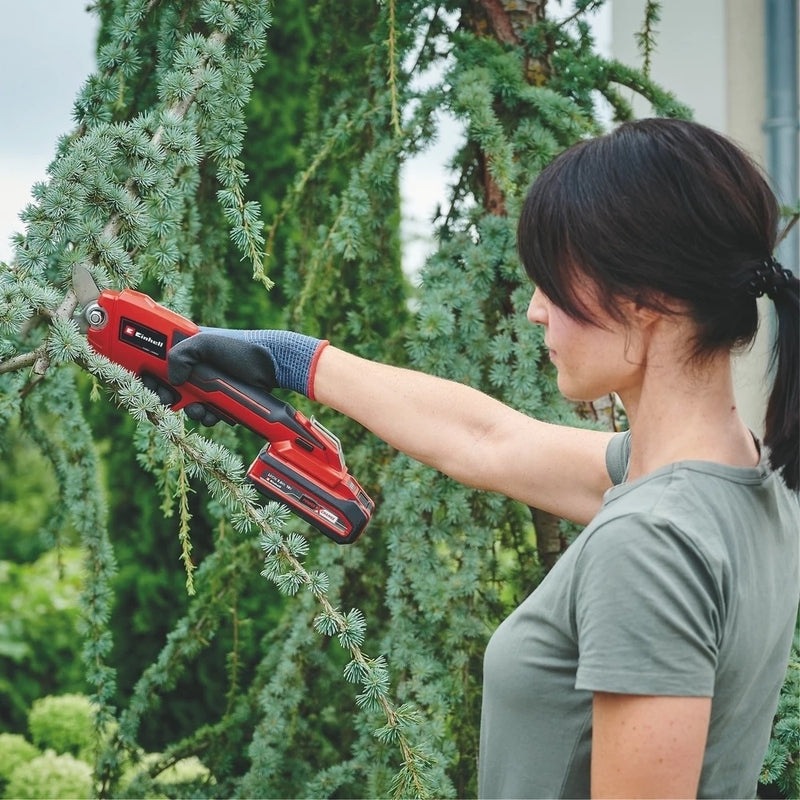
72, 265, 101, 306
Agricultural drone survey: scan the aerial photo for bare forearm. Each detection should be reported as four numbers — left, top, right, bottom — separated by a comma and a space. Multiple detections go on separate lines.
313, 345, 505, 483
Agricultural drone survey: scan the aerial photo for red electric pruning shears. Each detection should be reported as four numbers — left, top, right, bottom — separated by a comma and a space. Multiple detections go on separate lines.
72, 266, 373, 543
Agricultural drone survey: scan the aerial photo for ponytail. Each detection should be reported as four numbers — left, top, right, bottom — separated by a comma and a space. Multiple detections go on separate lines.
763, 269, 799, 491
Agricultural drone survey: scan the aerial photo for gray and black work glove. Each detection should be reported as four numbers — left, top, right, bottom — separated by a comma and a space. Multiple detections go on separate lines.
167, 328, 328, 424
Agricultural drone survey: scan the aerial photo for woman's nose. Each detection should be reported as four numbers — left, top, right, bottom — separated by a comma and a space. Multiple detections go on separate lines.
527, 287, 548, 325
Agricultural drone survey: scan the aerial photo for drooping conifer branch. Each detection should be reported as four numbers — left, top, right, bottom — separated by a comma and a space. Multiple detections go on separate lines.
635, 1, 662, 77
387, 0, 402, 136
74, 335, 440, 796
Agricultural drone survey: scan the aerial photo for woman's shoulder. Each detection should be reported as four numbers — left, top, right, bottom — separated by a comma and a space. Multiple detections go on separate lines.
582, 456, 798, 575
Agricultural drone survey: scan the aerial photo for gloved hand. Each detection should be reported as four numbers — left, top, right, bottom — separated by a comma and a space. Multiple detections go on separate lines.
166, 328, 329, 424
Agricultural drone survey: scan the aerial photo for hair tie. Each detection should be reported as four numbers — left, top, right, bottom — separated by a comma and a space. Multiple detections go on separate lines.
747, 257, 794, 300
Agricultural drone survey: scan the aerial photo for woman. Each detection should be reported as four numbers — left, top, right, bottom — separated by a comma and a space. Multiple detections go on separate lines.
169, 118, 799, 798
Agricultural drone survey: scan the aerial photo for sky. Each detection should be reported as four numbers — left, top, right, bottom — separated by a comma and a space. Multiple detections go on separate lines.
0, 0, 458, 275
0, 0, 99, 263
0, 2, 609, 275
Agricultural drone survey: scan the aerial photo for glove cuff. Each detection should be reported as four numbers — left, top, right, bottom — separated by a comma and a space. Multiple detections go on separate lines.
306, 340, 329, 401
243, 329, 327, 397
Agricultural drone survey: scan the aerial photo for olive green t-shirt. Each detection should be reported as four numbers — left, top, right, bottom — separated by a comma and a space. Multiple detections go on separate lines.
479, 432, 799, 799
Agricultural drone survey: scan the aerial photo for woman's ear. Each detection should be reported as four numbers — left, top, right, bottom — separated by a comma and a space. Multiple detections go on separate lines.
631, 302, 662, 328
629, 290, 685, 326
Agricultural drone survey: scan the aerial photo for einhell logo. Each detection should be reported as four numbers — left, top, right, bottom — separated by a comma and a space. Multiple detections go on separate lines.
119, 317, 168, 359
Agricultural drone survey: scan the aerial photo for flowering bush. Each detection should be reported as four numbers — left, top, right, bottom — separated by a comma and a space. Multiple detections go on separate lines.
4, 751, 92, 800
28, 693, 95, 757
0, 733, 39, 791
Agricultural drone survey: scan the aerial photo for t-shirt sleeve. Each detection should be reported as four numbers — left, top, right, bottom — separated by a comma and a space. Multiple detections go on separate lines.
605, 430, 632, 486
573, 513, 722, 697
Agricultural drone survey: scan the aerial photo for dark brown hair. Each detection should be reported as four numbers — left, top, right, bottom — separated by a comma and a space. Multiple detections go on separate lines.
518, 118, 799, 489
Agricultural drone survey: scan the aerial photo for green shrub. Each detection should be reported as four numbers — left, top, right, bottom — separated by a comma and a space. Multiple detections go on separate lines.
0, 733, 39, 789
28, 694, 94, 757
0, 550, 85, 730
120, 754, 214, 799
159, 756, 211, 783
3, 751, 92, 799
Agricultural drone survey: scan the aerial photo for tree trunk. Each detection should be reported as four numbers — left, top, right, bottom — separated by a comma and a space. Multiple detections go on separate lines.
470, 0, 546, 44
466, 0, 547, 216
465, 0, 572, 571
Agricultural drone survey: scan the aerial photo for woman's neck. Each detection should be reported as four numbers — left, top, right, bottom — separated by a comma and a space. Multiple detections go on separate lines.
620, 348, 760, 482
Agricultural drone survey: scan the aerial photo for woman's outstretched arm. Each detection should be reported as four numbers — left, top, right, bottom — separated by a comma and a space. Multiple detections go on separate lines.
314, 345, 614, 525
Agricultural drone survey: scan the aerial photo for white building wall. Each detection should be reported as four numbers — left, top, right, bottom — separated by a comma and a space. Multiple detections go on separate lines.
611, 0, 730, 131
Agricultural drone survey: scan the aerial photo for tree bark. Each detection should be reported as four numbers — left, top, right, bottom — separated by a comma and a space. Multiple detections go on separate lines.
467, 0, 547, 217
530, 507, 564, 571
470, 0, 546, 44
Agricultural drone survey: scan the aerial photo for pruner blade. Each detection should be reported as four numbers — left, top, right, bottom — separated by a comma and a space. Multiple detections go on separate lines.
72, 265, 101, 306
71, 265, 107, 331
